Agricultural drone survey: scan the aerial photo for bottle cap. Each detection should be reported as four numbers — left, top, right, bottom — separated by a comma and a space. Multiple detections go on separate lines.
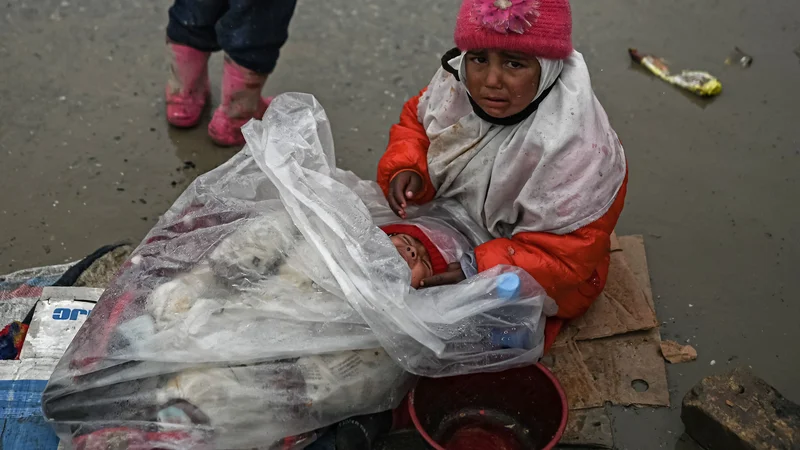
496, 273, 521, 300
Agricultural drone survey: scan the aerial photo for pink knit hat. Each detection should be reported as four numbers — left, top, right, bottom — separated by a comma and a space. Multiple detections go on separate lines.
454, 0, 573, 60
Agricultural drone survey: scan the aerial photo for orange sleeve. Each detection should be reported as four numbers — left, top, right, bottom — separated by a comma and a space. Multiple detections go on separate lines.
476, 173, 628, 321
376, 89, 436, 204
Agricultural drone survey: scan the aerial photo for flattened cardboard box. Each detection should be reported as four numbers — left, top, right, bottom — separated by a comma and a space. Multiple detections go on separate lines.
20, 287, 102, 361
545, 235, 669, 448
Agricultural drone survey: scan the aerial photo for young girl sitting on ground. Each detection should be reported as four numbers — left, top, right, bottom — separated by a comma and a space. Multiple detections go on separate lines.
377, 0, 628, 348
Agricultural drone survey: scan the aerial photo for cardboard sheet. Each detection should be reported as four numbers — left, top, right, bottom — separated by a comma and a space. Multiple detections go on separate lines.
559, 407, 614, 449
660, 340, 698, 364
544, 235, 670, 447
548, 331, 669, 410
560, 237, 658, 342
20, 288, 101, 361
544, 340, 604, 409
617, 235, 655, 309
578, 329, 670, 407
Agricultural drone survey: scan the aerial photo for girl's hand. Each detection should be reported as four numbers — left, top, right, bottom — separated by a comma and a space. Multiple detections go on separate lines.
420, 263, 466, 288
388, 171, 423, 219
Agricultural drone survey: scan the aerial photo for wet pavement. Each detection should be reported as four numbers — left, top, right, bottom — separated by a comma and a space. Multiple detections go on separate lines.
2, 0, 800, 448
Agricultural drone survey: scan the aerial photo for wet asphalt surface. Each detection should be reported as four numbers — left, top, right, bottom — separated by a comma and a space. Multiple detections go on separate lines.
2, 0, 800, 448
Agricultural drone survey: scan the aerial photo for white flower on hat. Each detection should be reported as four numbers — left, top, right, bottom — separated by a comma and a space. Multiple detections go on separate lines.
473, 0, 540, 34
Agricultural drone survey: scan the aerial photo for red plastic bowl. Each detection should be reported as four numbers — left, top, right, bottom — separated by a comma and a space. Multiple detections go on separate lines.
409, 363, 568, 450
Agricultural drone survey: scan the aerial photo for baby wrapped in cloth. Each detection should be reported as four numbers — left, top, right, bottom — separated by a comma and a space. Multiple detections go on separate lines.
144, 210, 476, 447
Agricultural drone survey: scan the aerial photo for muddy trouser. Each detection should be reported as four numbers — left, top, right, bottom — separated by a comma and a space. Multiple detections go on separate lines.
166, 0, 298, 74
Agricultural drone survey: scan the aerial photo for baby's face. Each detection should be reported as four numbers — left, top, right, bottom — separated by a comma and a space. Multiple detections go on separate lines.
390, 233, 433, 288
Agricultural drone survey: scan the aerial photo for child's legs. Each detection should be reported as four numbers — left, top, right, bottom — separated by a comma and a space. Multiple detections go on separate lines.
167, 0, 228, 51
215, 0, 298, 74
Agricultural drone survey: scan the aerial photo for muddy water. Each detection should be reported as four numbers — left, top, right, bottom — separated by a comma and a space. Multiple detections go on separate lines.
1, 0, 799, 448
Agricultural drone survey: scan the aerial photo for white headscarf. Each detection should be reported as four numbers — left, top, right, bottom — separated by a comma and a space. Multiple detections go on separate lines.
457, 52, 564, 104
418, 51, 626, 237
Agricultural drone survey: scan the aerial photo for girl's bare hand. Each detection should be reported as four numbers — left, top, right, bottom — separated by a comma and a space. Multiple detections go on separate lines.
388, 171, 423, 218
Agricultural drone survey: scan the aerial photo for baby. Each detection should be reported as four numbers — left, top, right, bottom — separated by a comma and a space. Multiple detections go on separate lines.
383, 222, 456, 289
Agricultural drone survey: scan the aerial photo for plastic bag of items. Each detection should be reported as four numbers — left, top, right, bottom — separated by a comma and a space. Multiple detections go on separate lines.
42, 94, 556, 449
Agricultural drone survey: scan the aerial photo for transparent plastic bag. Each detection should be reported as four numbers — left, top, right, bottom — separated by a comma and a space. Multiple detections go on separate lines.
43, 93, 555, 449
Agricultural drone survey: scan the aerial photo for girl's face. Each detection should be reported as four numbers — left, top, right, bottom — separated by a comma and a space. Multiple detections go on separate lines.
464, 49, 542, 118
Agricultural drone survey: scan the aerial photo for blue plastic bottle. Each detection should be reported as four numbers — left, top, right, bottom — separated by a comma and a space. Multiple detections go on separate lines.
491, 273, 532, 350
444, 273, 531, 355
490, 327, 530, 349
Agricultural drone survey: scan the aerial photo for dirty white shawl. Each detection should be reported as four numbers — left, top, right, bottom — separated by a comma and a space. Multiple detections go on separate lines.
418, 50, 626, 237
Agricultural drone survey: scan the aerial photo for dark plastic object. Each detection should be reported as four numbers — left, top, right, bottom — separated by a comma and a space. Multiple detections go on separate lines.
373, 429, 429, 450
409, 363, 568, 450
303, 428, 336, 450
335, 411, 393, 450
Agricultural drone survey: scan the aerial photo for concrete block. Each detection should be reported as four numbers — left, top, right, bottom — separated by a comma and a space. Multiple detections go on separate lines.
681, 367, 800, 450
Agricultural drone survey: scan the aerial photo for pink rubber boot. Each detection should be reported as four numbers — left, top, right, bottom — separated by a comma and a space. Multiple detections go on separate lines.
208, 56, 272, 147
165, 42, 210, 128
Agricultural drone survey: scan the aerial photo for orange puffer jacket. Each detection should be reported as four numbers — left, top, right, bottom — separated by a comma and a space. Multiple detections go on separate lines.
377, 90, 628, 350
